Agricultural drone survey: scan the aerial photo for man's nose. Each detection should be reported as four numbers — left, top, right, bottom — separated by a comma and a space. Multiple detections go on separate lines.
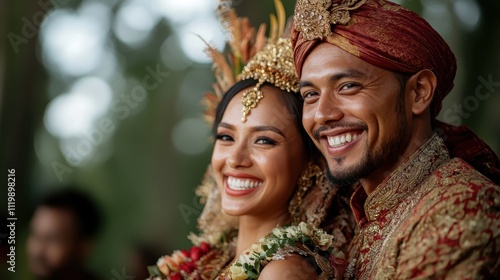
314, 93, 344, 125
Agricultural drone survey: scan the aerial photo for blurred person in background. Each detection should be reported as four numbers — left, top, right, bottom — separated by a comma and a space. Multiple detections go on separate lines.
26, 188, 102, 280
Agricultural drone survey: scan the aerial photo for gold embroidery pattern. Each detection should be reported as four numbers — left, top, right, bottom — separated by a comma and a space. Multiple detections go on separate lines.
289, 162, 330, 226
346, 135, 451, 279
364, 134, 449, 221
346, 134, 500, 279
238, 38, 299, 122
294, 0, 367, 40
376, 161, 500, 279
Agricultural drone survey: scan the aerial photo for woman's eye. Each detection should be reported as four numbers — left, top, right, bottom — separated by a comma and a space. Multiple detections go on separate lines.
255, 137, 276, 145
215, 134, 233, 141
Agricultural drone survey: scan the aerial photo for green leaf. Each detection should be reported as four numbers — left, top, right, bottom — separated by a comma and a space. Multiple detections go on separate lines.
254, 261, 261, 271
247, 270, 259, 279
147, 265, 162, 276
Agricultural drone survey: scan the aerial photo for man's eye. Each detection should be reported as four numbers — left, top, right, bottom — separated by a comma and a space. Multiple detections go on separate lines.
340, 83, 359, 90
302, 91, 318, 99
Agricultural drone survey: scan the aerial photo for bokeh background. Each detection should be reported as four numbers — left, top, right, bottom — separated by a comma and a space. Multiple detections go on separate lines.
1, 0, 499, 279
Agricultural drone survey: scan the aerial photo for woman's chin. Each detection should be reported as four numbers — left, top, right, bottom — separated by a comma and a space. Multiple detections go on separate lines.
221, 198, 254, 216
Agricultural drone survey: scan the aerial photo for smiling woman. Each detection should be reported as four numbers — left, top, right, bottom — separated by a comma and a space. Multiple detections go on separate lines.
212, 82, 308, 218
146, 1, 349, 279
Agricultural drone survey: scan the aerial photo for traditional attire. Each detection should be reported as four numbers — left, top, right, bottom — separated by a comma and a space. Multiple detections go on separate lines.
346, 134, 500, 279
291, 0, 500, 278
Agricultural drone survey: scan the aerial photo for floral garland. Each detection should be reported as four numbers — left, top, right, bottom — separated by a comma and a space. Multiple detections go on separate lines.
148, 231, 237, 280
220, 222, 340, 280
148, 222, 344, 280
149, 242, 210, 280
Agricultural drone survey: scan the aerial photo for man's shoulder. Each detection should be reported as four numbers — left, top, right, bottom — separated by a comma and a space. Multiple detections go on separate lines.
392, 160, 500, 279
414, 157, 499, 221
430, 157, 499, 194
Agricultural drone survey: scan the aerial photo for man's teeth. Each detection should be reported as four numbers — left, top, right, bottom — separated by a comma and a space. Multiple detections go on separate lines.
327, 132, 360, 147
227, 177, 262, 190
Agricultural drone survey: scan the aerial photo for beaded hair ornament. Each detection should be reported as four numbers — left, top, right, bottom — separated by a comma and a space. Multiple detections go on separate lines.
202, 0, 299, 123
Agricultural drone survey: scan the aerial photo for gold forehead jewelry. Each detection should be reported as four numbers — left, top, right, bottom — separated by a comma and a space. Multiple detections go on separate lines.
202, 0, 299, 123
294, 0, 367, 41
238, 38, 299, 122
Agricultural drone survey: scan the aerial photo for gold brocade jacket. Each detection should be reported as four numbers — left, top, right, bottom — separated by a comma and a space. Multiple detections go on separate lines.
345, 134, 500, 279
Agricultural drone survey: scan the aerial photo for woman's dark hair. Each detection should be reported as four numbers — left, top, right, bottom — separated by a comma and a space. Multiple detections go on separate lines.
212, 78, 317, 158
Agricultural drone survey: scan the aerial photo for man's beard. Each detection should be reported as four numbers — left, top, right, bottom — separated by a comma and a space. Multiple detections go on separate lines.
324, 92, 408, 187
325, 125, 407, 187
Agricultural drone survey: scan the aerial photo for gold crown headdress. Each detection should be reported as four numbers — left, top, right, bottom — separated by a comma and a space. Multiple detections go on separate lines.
202, 0, 299, 123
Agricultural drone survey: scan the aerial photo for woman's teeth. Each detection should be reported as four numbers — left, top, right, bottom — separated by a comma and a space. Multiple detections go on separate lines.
227, 177, 262, 190
327, 132, 360, 147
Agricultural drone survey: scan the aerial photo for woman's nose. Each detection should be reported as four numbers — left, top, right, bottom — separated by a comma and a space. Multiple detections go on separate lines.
227, 144, 251, 168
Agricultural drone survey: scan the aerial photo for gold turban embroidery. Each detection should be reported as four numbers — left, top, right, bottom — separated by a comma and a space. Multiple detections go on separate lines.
294, 0, 367, 40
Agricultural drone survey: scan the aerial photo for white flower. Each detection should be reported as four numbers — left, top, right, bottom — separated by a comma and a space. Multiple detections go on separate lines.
238, 252, 255, 265
230, 265, 248, 280
285, 227, 299, 239
299, 222, 313, 235
317, 233, 333, 250
250, 243, 263, 253
272, 227, 284, 238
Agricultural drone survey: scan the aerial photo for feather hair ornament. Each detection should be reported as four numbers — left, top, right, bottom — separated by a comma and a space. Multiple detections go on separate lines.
201, 0, 288, 125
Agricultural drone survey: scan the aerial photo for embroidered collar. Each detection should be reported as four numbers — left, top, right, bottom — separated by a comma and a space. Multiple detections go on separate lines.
350, 133, 450, 224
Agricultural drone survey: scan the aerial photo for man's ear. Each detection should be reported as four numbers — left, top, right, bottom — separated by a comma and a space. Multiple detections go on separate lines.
407, 69, 437, 115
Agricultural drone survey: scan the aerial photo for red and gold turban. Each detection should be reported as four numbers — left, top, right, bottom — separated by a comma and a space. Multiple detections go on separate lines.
292, 0, 456, 117
291, 0, 500, 184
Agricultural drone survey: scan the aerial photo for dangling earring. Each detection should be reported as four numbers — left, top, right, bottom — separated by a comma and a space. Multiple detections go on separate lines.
289, 161, 324, 224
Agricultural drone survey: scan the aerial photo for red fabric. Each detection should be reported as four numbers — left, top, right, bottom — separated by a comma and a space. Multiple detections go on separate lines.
292, 0, 456, 117
433, 120, 500, 185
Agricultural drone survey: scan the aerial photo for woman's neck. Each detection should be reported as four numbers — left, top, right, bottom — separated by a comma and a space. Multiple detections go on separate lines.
234, 209, 291, 258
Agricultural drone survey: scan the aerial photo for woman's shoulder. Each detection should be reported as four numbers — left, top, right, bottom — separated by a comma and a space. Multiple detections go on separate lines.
259, 254, 317, 280
226, 222, 343, 279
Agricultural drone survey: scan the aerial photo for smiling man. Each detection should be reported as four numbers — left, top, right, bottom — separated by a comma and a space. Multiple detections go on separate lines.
292, 0, 500, 279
